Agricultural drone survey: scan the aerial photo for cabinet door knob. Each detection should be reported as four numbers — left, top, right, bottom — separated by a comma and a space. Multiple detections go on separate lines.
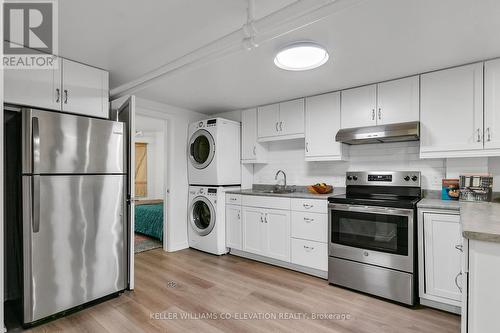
279, 121, 283, 132
275, 122, 279, 132
304, 217, 314, 223
303, 203, 313, 209
253, 145, 256, 155
487, 127, 492, 142
372, 109, 375, 120
305, 142, 309, 153
55, 88, 60, 103
64, 89, 69, 104
378, 108, 381, 120
477, 128, 481, 142
455, 244, 463, 252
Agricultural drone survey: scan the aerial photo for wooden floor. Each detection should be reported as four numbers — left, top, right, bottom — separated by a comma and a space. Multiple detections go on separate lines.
26, 248, 460, 333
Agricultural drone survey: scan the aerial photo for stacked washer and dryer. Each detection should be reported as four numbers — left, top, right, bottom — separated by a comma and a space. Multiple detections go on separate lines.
187, 118, 241, 255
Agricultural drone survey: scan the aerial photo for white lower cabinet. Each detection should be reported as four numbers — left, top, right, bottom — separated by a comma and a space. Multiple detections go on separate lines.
291, 211, 327, 243
464, 239, 500, 333
242, 206, 290, 262
242, 207, 265, 256
263, 209, 291, 262
291, 238, 327, 271
226, 204, 242, 250
418, 210, 462, 313
230, 195, 328, 276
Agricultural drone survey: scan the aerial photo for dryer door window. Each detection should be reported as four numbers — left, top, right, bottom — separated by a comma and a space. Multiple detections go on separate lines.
190, 196, 216, 236
189, 129, 215, 169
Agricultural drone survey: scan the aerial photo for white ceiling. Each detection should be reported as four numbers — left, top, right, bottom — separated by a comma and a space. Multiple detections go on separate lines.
59, 0, 500, 114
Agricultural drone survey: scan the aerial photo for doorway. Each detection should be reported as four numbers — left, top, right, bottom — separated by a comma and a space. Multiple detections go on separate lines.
133, 115, 168, 254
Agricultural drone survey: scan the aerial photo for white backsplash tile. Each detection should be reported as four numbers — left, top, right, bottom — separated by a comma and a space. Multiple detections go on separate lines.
253, 140, 445, 189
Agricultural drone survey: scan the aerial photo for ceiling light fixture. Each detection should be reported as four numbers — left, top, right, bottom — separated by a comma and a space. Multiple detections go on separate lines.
274, 42, 329, 71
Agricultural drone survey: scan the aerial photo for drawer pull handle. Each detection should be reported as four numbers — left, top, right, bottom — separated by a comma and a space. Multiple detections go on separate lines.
455, 244, 463, 252
303, 203, 313, 209
303, 245, 314, 251
303, 217, 314, 223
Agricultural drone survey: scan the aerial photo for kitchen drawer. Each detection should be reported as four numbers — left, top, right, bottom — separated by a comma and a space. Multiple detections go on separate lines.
291, 212, 327, 243
241, 195, 290, 210
291, 238, 328, 271
291, 198, 327, 213
226, 193, 241, 205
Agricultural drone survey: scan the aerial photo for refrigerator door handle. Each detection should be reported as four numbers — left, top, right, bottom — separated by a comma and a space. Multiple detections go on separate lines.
32, 175, 40, 233
32, 116, 41, 232
32, 117, 40, 174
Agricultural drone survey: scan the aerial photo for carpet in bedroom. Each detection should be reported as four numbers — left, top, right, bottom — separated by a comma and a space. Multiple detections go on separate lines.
135, 233, 162, 253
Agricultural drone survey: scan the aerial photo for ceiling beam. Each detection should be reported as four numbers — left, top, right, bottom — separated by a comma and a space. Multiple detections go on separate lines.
110, 0, 365, 100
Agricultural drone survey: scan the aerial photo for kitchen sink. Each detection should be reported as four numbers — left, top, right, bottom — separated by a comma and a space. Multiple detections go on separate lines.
255, 187, 297, 194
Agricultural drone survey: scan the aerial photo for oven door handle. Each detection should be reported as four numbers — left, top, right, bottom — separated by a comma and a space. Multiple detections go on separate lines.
328, 203, 414, 217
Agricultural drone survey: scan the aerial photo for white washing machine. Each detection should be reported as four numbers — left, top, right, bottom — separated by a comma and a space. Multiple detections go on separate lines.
188, 185, 240, 255
187, 118, 241, 186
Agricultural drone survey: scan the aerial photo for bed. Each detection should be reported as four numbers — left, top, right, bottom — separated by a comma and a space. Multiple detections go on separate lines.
135, 201, 164, 241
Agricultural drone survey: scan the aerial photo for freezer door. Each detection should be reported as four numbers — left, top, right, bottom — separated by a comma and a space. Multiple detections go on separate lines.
23, 175, 127, 323
22, 109, 124, 174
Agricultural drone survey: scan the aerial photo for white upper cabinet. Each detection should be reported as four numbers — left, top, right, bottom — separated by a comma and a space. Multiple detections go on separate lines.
4, 56, 109, 119
241, 108, 267, 163
257, 103, 280, 138
341, 84, 377, 129
341, 77, 419, 129
4, 56, 62, 110
484, 58, 500, 151
305, 92, 347, 161
62, 59, 109, 118
279, 99, 305, 137
257, 99, 305, 141
377, 76, 419, 125
420, 63, 484, 158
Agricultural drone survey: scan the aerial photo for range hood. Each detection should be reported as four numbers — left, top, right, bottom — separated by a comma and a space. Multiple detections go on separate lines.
335, 121, 420, 145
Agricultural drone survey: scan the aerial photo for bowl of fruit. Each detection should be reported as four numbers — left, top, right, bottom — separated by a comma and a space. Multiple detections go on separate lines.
307, 183, 333, 194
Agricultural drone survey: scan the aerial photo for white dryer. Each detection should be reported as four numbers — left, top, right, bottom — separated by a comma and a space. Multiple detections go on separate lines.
188, 185, 239, 255
188, 118, 241, 186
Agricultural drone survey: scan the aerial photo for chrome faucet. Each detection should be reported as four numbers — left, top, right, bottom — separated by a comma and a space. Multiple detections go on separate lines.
275, 170, 287, 188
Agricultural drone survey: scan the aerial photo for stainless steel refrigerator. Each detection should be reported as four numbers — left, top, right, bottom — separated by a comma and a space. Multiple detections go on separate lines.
21, 108, 128, 324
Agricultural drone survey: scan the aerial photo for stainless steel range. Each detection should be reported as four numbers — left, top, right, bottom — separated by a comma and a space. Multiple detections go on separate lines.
328, 171, 421, 305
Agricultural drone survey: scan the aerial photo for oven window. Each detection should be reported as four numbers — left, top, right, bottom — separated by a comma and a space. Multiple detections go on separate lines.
331, 210, 408, 255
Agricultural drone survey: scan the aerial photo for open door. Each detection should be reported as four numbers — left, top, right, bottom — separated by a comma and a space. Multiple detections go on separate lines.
114, 96, 136, 290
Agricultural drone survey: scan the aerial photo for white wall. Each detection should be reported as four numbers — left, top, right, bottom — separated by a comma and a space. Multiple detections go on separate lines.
135, 98, 205, 252
215, 110, 499, 191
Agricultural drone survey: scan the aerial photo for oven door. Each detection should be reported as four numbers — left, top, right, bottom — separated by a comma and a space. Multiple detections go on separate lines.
328, 203, 414, 273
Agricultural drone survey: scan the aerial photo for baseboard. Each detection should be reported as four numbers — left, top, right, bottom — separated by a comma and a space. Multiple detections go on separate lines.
229, 249, 328, 279
167, 241, 189, 252
420, 297, 461, 314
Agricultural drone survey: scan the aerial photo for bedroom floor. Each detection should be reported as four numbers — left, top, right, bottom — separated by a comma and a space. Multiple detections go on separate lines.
134, 233, 162, 253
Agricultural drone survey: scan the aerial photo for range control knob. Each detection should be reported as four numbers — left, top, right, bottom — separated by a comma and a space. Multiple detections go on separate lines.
411, 175, 418, 182
404, 176, 410, 181
353, 176, 358, 181
347, 176, 352, 181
